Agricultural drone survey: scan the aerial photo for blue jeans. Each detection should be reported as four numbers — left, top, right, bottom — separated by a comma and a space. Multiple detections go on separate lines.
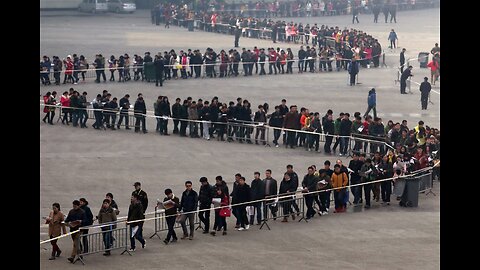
102, 226, 112, 250
72, 110, 79, 126
79, 109, 88, 127
130, 223, 145, 249
340, 137, 350, 155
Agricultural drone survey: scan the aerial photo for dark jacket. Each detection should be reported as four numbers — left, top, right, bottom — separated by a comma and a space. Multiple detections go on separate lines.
302, 173, 319, 192
132, 189, 148, 213
339, 118, 353, 136
348, 61, 359, 74
279, 178, 297, 194
400, 51, 405, 65
134, 99, 146, 115
119, 97, 130, 113
250, 178, 265, 200
154, 57, 164, 75
268, 111, 283, 127
283, 111, 301, 129
420, 82, 431, 95
64, 208, 86, 231
348, 159, 364, 181
159, 100, 171, 116
163, 195, 180, 216
360, 163, 377, 182
323, 118, 335, 134
400, 69, 412, 81
287, 172, 299, 189
198, 184, 215, 207
171, 103, 182, 118
80, 205, 94, 227
254, 111, 267, 123
232, 183, 251, 203
127, 201, 145, 226
263, 177, 278, 197
180, 189, 198, 212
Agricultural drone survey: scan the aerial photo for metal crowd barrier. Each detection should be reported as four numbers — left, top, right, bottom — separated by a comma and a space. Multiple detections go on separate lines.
260, 193, 306, 230
73, 222, 131, 265
149, 206, 201, 239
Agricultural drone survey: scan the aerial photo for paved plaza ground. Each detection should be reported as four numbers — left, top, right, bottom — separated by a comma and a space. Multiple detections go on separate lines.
40, 8, 440, 270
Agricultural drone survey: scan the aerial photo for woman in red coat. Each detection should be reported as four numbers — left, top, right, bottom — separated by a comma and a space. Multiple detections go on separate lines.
60, 91, 71, 125
211, 188, 229, 236
427, 60, 439, 85
63, 55, 74, 84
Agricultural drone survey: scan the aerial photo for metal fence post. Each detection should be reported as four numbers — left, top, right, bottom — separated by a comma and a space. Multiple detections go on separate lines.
121, 222, 132, 256
149, 206, 161, 239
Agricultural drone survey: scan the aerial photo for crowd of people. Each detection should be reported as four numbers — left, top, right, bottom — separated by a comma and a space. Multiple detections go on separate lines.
41, 89, 440, 160
40, 34, 383, 87
152, 0, 438, 24
45, 146, 439, 263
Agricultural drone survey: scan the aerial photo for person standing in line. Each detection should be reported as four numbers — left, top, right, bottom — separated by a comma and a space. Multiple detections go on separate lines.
154, 54, 164, 87
134, 93, 147, 133
279, 173, 296, 222
269, 106, 284, 147
117, 94, 131, 130
419, 77, 432, 110
302, 166, 319, 219
399, 48, 406, 73
347, 58, 359, 86
249, 172, 265, 225
285, 165, 301, 216
400, 65, 413, 94
254, 104, 267, 145
78, 91, 89, 128
132, 181, 148, 214
232, 177, 251, 231
64, 200, 85, 263
162, 188, 180, 244
78, 198, 93, 254
127, 194, 146, 251
322, 113, 335, 154
331, 164, 349, 213
388, 29, 398, 49
171, 97, 182, 134
263, 169, 278, 220
359, 158, 378, 209
349, 153, 364, 205
283, 105, 301, 148
364, 88, 377, 119
97, 199, 117, 256
378, 154, 394, 205
211, 187, 229, 236
45, 202, 67, 260
179, 180, 198, 240
198, 177, 215, 234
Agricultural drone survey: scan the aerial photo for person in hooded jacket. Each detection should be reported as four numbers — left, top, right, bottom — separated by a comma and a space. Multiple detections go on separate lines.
97, 199, 117, 256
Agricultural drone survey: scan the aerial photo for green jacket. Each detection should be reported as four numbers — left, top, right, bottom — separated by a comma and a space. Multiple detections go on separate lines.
334, 118, 342, 135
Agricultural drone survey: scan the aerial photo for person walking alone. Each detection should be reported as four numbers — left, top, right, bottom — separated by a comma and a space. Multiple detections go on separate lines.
419, 77, 432, 110
45, 203, 67, 260
364, 88, 377, 119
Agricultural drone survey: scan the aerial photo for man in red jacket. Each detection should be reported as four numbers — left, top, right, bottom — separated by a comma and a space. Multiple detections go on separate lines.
268, 48, 278, 74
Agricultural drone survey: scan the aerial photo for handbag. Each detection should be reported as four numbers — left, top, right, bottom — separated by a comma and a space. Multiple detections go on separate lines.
219, 207, 231, 217
175, 213, 187, 223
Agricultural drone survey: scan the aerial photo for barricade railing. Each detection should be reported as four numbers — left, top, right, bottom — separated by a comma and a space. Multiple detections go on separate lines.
71, 222, 131, 265
149, 206, 201, 239
40, 162, 439, 250
260, 192, 306, 230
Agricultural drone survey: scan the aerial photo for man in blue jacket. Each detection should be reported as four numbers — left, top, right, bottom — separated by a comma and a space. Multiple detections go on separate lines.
364, 88, 377, 119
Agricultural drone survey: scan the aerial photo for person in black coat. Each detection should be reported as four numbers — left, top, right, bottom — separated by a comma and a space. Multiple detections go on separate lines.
279, 173, 297, 222
64, 200, 85, 262
400, 66, 413, 94
154, 54, 164, 86
348, 153, 364, 204
339, 113, 352, 156
269, 106, 284, 147
234, 26, 242, 48
179, 100, 189, 136
419, 77, 432, 110
249, 172, 265, 225
127, 194, 146, 250
159, 96, 171, 135
134, 94, 147, 133
78, 198, 93, 254
132, 182, 148, 213
179, 181, 198, 239
399, 48, 406, 73
348, 58, 359, 86
232, 177, 251, 230
322, 114, 335, 153
198, 177, 215, 233
117, 94, 130, 130
171, 98, 182, 134
301, 166, 319, 219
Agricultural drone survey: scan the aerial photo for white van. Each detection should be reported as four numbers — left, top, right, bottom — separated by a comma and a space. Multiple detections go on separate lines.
78, 0, 108, 13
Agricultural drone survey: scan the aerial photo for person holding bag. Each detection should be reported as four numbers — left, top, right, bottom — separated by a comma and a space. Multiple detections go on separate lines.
211, 187, 230, 236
